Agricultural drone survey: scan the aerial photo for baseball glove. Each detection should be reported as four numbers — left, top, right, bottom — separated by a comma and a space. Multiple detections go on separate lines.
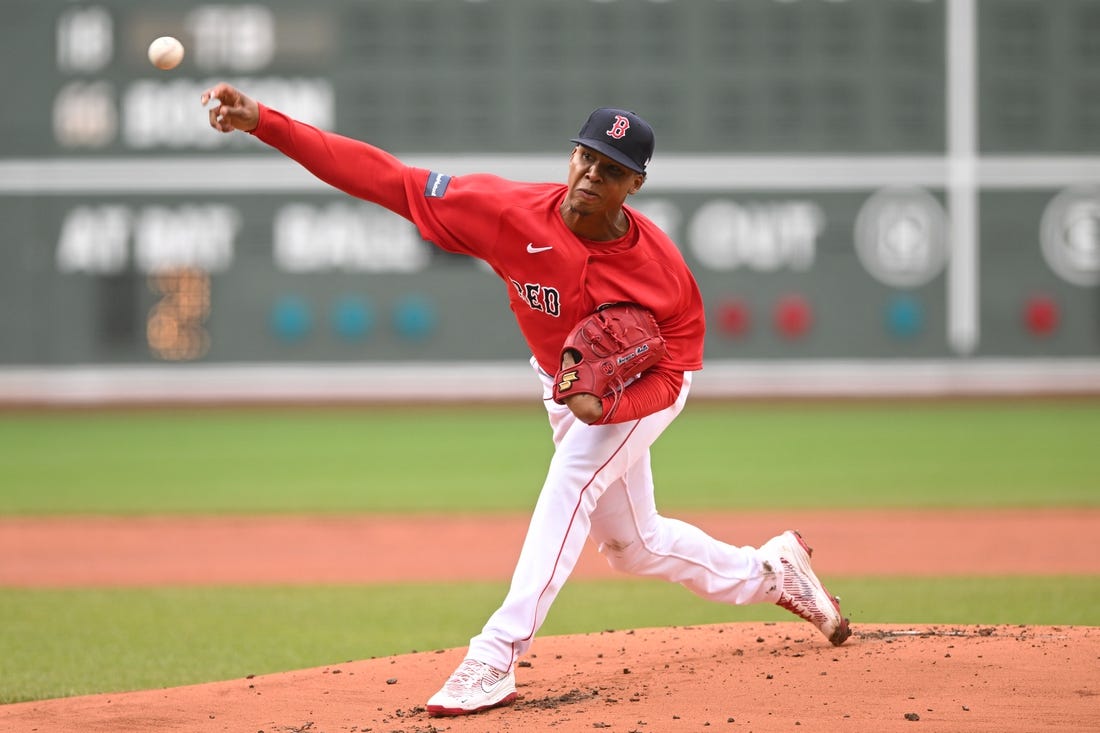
552, 303, 667, 419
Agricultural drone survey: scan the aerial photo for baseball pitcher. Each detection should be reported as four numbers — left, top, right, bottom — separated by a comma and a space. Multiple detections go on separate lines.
201, 84, 851, 717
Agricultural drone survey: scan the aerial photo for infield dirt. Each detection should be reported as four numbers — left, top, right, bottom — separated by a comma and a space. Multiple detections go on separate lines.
1, 509, 1098, 732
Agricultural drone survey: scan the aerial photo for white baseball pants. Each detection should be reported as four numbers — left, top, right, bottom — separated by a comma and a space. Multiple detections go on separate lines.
466, 361, 781, 672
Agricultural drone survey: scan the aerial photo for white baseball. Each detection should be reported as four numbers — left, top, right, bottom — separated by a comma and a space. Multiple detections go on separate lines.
148, 36, 185, 70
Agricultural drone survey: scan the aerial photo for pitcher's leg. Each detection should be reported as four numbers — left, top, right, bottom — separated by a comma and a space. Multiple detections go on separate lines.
468, 378, 688, 671
588, 458, 781, 605
467, 417, 640, 670
468, 372, 690, 669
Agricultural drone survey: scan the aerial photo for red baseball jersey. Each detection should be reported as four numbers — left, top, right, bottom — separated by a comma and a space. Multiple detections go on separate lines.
403, 172, 704, 374
253, 106, 706, 417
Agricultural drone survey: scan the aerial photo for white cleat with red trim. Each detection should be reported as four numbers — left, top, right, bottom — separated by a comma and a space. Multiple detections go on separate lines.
427, 658, 517, 717
762, 529, 852, 646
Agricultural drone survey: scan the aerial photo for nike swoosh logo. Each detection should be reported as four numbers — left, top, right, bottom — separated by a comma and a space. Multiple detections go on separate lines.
526, 243, 553, 253
481, 676, 507, 693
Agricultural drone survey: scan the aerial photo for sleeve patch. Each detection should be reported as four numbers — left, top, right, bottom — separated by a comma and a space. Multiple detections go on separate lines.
424, 171, 452, 198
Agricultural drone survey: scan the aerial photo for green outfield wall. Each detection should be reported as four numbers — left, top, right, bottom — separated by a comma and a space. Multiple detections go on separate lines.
1, 0, 1097, 376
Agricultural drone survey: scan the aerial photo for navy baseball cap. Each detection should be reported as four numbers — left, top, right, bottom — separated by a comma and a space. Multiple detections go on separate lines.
570, 108, 655, 174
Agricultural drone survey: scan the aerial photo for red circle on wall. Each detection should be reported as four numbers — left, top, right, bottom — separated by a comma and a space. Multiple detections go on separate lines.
718, 298, 752, 337
774, 295, 813, 339
1023, 295, 1060, 336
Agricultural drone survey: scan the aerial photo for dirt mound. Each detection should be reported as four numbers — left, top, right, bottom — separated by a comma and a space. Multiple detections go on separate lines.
3, 622, 1096, 732
3, 510, 1098, 731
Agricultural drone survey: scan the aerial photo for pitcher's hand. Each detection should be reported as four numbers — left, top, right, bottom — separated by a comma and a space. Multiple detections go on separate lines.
559, 351, 604, 424
200, 83, 259, 133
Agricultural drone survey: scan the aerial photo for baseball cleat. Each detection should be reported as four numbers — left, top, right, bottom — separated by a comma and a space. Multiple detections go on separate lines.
426, 658, 517, 717
762, 530, 852, 646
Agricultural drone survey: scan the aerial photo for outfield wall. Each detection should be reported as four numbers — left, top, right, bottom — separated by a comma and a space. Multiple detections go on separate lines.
2, 1, 1097, 403
3, 359, 1099, 406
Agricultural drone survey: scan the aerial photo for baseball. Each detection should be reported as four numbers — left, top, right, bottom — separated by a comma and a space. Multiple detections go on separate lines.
148, 36, 184, 70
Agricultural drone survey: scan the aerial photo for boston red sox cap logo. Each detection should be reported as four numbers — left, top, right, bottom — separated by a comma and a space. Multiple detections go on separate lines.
606, 115, 631, 140
571, 107, 654, 173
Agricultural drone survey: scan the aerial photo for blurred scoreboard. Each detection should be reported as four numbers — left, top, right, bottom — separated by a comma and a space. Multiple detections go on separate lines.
0, 0, 1097, 366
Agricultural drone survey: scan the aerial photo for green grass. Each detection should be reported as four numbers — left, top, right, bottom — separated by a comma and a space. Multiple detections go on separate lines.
656, 400, 1100, 508
2, 576, 1097, 704
1, 400, 1097, 704
0, 407, 549, 513
1, 400, 1098, 514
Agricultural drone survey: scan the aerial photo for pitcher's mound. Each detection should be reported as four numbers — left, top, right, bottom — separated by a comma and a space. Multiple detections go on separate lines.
3, 622, 1096, 732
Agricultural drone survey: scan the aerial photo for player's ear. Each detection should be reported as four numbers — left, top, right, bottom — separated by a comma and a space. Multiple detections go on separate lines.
629, 173, 646, 195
